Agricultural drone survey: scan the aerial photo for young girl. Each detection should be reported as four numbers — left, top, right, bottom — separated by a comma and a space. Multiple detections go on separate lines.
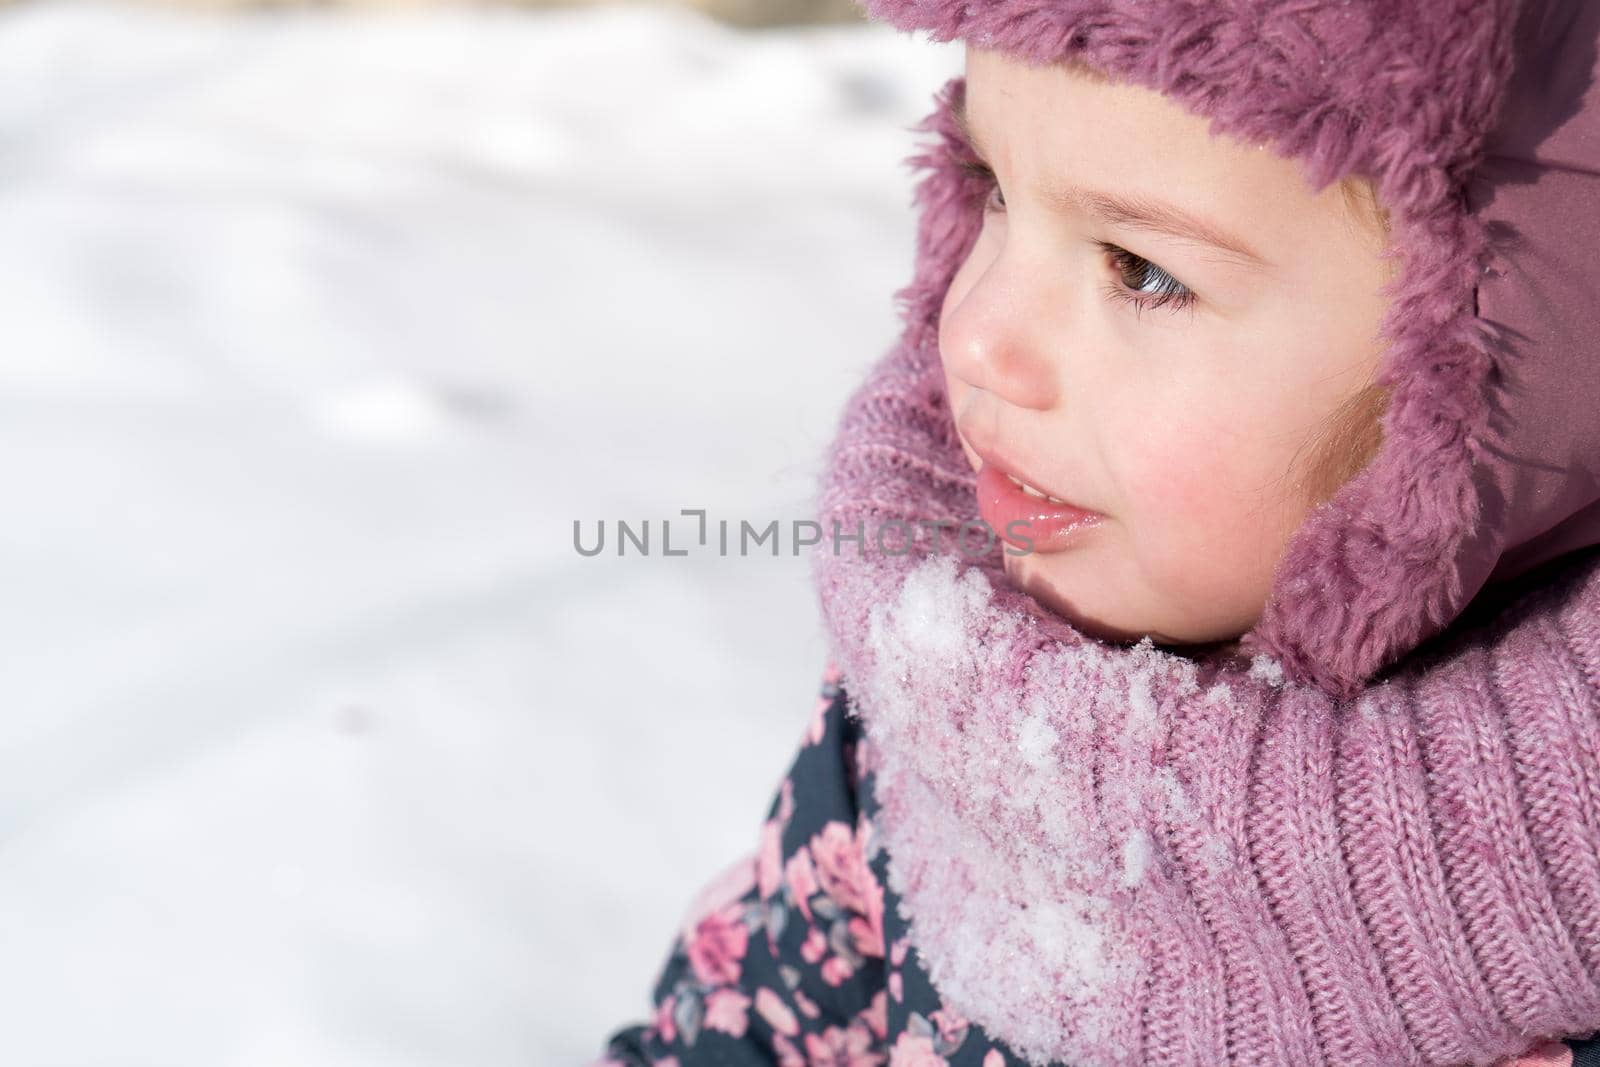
597, 0, 1600, 1063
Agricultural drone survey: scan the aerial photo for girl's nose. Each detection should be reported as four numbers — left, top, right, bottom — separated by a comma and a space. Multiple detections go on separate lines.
938, 258, 1060, 412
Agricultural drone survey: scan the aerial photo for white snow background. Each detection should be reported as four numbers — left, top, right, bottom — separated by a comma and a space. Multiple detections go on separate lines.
0, 2, 959, 1063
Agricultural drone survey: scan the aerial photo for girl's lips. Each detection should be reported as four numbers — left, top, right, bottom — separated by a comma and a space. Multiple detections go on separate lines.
975, 461, 1104, 553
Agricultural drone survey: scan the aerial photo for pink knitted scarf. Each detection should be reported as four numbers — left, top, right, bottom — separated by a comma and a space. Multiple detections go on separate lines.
810, 1, 1600, 1063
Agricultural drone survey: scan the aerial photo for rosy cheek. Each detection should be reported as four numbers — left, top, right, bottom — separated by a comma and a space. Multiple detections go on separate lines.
1119, 422, 1261, 570
1124, 419, 1214, 510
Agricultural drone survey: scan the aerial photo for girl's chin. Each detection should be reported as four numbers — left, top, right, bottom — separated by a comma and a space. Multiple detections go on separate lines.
1000, 551, 1242, 652
1000, 551, 1143, 643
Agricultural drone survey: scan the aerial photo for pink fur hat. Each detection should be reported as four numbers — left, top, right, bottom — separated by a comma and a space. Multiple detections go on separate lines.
859, 0, 1600, 699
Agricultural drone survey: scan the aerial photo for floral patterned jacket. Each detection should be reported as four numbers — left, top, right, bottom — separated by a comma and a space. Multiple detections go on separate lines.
596, 667, 1600, 1067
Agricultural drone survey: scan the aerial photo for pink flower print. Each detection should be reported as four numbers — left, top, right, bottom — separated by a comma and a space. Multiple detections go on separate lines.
889, 1032, 948, 1067
786, 848, 819, 922
702, 989, 751, 1039
754, 987, 800, 1037
823, 661, 843, 687
982, 1052, 1006, 1067
849, 876, 886, 959
808, 691, 831, 746
800, 926, 828, 964
806, 821, 886, 960
654, 994, 678, 1044
772, 1033, 806, 1067
686, 903, 749, 987
1496, 1043, 1573, 1067
888, 970, 903, 1002
890, 937, 910, 967
778, 776, 796, 823
864, 990, 888, 1040
678, 852, 757, 944
821, 954, 856, 986
793, 987, 821, 1019
810, 822, 875, 918
757, 818, 784, 900
805, 1023, 887, 1067
927, 1008, 970, 1054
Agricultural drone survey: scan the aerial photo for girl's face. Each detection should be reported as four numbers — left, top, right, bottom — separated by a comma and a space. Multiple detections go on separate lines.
940, 46, 1395, 646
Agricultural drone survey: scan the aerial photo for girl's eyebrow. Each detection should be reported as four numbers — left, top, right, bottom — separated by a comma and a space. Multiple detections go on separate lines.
952, 93, 1273, 272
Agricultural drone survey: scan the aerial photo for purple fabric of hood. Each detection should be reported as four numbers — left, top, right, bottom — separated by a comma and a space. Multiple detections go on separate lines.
858, 0, 1600, 699
1468, 2, 1600, 643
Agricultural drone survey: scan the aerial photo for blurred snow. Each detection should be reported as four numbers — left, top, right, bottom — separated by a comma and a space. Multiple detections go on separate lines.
0, 2, 958, 1064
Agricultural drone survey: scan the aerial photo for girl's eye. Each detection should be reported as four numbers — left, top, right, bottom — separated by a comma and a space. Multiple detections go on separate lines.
956, 158, 1197, 317
958, 160, 1006, 214
985, 183, 1007, 213
1097, 242, 1196, 317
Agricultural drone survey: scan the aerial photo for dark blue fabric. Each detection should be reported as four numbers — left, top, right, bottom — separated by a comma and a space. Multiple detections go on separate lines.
602, 674, 1036, 1064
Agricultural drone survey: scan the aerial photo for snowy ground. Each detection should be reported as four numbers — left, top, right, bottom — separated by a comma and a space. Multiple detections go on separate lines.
0, 3, 958, 1063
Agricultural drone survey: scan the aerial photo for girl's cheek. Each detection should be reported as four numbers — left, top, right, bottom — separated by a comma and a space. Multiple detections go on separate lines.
1119, 416, 1252, 557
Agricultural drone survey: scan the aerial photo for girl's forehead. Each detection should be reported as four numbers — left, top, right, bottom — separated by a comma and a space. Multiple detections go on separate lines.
958, 46, 1395, 298
964, 41, 1109, 82
960, 47, 1354, 236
